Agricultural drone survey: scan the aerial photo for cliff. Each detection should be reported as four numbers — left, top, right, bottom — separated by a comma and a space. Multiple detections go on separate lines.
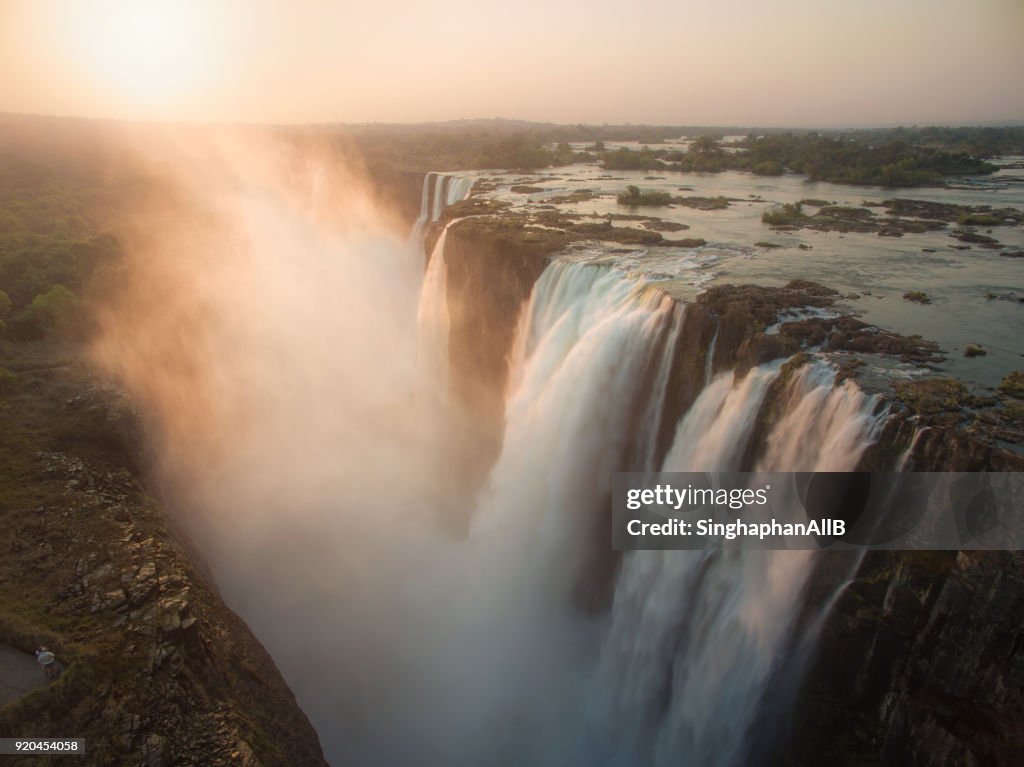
432, 203, 1024, 767
787, 550, 1024, 767
0, 351, 327, 767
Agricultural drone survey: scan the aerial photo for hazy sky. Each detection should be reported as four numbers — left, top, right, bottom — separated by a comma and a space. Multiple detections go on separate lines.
1, 0, 1022, 126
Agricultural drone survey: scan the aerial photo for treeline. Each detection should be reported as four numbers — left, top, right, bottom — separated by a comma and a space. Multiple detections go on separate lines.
598, 133, 1004, 186
0, 151, 123, 342
346, 121, 1023, 180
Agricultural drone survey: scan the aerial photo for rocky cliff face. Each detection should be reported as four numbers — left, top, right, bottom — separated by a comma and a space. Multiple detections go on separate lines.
788, 549, 1024, 767
0, 362, 326, 767
441, 215, 573, 486
431, 203, 1024, 767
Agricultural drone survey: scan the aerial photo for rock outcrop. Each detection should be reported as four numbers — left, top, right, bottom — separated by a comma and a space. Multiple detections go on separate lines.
0, 368, 327, 767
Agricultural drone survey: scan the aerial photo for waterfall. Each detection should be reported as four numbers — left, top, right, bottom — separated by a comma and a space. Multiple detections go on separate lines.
704, 324, 719, 386
385, 252, 888, 767
416, 222, 456, 391
896, 425, 929, 471
396, 254, 882, 767
414, 172, 475, 390
110, 155, 893, 767
588, 362, 884, 767
410, 172, 475, 245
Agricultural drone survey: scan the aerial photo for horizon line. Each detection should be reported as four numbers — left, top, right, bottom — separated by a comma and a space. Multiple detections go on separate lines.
2, 110, 1024, 134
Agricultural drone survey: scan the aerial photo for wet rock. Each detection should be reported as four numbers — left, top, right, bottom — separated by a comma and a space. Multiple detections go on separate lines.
641, 219, 690, 232
883, 198, 1024, 225
672, 195, 732, 210
954, 230, 1000, 244
892, 378, 989, 415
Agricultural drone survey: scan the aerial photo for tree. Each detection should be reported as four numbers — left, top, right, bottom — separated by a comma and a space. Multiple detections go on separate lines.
31, 284, 79, 334
689, 135, 723, 158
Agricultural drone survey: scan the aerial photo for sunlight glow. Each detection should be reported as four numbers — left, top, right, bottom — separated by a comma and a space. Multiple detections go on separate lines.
68, 0, 214, 107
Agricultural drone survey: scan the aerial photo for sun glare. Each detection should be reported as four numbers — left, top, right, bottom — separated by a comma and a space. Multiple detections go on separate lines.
68, 0, 214, 109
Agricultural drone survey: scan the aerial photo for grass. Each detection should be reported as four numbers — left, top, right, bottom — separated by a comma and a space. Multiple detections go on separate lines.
999, 371, 1024, 400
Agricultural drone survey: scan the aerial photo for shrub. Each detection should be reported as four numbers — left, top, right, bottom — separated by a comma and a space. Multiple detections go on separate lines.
999, 371, 1024, 400
902, 291, 931, 304
751, 161, 784, 176
957, 213, 1002, 226
762, 203, 805, 225
31, 284, 79, 334
617, 185, 673, 207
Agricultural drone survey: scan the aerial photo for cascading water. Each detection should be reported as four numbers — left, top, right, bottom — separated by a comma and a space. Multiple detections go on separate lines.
588, 362, 884, 767
410, 172, 475, 245
103, 152, 892, 767
415, 174, 474, 387
407, 252, 888, 766
416, 223, 455, 391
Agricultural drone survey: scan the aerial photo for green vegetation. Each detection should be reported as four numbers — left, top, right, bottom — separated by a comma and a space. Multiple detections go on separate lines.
957, 213, 1003, 226
999, 371, 1024, 400
30, 284, 79, 333
347, 119, 1019, 185
894, 378, 975, 415
751, 160, 784, 176
594, 130, 1004, 187
0, 146, 124, 342
617, 185, 674, 206
675, 195, 730, 210
742, 133, 996, 186
762, 203, 806, 225
603, 147, 667, 171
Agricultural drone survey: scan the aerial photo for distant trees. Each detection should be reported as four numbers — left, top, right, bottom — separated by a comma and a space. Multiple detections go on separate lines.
0, 155, 119, 341
603, 148, 667, 171
751, 160, 784, 176
689, 135, 723, 158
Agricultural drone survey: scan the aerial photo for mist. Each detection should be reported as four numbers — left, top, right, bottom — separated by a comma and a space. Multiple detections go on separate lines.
87, 131, 887, 767
89, 132, 601, 765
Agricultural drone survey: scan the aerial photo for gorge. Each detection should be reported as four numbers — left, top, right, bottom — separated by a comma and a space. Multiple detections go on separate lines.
3, 121, 1021, 766
94, 150, 1022, 766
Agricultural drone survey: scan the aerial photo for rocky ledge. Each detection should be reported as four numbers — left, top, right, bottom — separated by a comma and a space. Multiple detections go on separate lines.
0, 365, 326, 767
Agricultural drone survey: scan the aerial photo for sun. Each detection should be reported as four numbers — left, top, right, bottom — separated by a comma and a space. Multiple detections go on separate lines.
68, 0, 214, 108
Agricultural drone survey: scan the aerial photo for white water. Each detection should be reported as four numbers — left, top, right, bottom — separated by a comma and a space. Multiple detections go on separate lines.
404, 252, 887, 766
588, 361, 883, 767
417, 223, 455, 392
110, 157, 890, 767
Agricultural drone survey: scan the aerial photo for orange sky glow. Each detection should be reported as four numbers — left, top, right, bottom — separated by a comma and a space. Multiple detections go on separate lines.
1, 0, 1022, 127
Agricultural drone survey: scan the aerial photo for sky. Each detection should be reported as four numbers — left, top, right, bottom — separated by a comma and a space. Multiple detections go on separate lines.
1, 0, 1022, 127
